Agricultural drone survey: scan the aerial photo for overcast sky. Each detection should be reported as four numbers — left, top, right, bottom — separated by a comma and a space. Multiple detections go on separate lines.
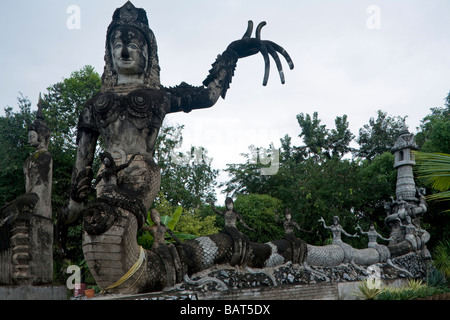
1, 0, 450, 201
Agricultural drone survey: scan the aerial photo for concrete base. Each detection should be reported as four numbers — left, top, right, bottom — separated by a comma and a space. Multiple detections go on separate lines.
94, 279, 409, 300
0, 285, 67, 300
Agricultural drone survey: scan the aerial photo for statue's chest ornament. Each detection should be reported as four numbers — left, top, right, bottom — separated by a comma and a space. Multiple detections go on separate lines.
92, 90, 167, 130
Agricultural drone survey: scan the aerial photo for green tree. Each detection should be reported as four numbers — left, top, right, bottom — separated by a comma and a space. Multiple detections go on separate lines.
137, 192, 220, 249
414, 93, 450, 248
355, 110, 404, 161
222, 112, 399, 246
296, 112, 355, 160
233, 194, 284, 243
0, 93, 35, 204
416, 106, 450, 154
42, 65, 102, 152
41, 65, 102, 213
155, 125, 219, 208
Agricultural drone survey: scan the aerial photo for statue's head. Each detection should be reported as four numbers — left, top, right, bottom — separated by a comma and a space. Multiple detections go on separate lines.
285, 208, 292, 221
225, 197, 234, 210
99, 152, 115, 168
28, 95, 50, 150
102, 1, 160, 90
332, 216, 340, 225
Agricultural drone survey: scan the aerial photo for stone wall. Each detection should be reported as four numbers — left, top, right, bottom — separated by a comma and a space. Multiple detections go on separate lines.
100, 279, 408, 300
0, 285, 66, 300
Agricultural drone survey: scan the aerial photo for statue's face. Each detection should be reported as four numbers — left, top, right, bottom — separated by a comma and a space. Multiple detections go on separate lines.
225, 198, 234, 210
103, 157, 111, 167
28, 130, 39, 148
110, 27, 148, 77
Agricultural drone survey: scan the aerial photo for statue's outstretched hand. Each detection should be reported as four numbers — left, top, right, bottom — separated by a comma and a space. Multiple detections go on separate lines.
227, 21, 294, 86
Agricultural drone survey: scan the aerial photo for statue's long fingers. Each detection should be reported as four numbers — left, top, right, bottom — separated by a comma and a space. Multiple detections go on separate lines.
242, 20, 253, 39
267, 41, 294, 70
260, 43, 270, 86
266, 44, 285, 84
256, 21, 267, 40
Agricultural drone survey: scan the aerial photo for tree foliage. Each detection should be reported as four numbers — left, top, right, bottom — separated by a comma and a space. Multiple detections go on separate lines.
233, 194, 284, 243
154, 125, 219, 208
355, 110, 404, 161
0, 94, 35, 204
296, 112, 355, 160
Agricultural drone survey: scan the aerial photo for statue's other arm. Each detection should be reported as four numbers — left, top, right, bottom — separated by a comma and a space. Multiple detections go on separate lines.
210, 203, 224, 216
236, 213, 255, 232
355, 224, 368, 235
341, 227, 359, 238
318, 217, 330, 230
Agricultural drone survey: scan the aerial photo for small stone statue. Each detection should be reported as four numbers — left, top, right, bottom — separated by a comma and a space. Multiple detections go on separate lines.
275, 209, 309, 264
356, 223, 392, 262
319, 216, 359, 243
319, 216, 358, 264
397, 216, 420, 253
142, 209, 181, 250
212, 198, 255, 232
0, 95, 53, 285
211, 197, 254, 267
141, 209, 181, 287
356, 222, 412, 276
95, 152, 136, 196
24, 95, 53, 221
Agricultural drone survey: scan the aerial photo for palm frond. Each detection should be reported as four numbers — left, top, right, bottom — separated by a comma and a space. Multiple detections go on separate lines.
414, 151, 450, 192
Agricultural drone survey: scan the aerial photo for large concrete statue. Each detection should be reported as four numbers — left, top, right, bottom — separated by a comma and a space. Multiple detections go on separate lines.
57, 1, 294, 294
0, 96, 53, 286
60, 1, 293, 225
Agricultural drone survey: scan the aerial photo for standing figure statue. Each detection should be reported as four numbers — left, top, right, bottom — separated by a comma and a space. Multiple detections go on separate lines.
141, 209, 183, 287
59, 0, 294, 233
142, 209, 181, 250
355, 223, 392, 262
275, 209, 308, 265
318, 216, 359, 263
397, 216, 421, 253
356, 222, 412, 276
211, 197, 255, 268
94, 152, 136, 196
0, 95, 53, 285
55, 1, 294, 293
319, 216, 359, 243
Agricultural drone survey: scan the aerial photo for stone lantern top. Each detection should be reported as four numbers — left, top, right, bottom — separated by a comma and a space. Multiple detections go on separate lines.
391, 117, 418, 154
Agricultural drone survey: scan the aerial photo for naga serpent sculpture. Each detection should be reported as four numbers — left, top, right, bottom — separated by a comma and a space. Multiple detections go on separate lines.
58, 2, 414, 295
